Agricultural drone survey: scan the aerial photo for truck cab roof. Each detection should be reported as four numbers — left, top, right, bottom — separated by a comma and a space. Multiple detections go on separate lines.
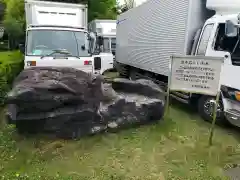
206, 13, 240, 24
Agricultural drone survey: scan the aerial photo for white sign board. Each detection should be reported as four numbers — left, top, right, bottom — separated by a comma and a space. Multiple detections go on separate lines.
169, 55, 224, 96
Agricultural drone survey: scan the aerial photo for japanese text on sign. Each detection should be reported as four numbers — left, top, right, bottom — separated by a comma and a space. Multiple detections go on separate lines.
169, 56, 223, 96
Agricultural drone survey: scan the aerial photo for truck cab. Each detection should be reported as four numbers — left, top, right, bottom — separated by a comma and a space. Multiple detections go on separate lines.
20, 0, 101, 74
24, 25, 95, 73
181, 12, 240, 127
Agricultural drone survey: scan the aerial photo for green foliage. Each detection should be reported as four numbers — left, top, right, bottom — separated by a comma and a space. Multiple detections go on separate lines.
1, 0, 117, 38
120, 0, 134, 13
2, 0, 25, 40
88, 0, 117, 21
0, 51, 23, 104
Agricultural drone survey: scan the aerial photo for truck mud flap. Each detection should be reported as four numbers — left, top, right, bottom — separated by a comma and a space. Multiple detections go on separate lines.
94, 57, 101, 70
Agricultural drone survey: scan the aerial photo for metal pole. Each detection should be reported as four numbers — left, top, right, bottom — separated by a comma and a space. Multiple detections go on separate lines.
164, 82, 170, 119
164, 56, 173, 119
208, 91, 221, 146
209, 58, 224, 146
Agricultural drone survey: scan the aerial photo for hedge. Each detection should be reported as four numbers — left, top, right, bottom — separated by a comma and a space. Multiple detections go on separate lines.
0, 51, 23, 104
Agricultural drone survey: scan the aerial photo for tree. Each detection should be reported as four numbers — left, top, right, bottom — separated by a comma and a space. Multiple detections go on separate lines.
1, 0, 25, 49
115, 1, 122, 15
0, 1, 5, 22
120, 0, 134, 13
3, 0, 25, 37
88, 0, 117, 22
124, 0, 134, 9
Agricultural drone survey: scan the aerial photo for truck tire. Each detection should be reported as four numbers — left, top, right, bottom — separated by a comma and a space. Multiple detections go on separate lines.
129, 70, 140, 80
129, 71, 136, 80
198, 95, 226, 125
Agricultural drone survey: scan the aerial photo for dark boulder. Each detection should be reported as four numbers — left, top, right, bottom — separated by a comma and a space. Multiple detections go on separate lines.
6, 67, 104, 113
111, 78, 165, 99
101, 78, 165, 131
6, 67, 165, 139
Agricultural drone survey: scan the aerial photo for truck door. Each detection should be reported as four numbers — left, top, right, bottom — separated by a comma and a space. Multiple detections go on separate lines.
99, 37, 114, 73
208, 23, 240, 91
195, 23, 214, 56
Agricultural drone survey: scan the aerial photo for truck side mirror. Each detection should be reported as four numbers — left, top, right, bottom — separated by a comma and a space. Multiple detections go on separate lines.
225, 20, 238, 37
89, 32, 96, 54
19, 43, 25, 54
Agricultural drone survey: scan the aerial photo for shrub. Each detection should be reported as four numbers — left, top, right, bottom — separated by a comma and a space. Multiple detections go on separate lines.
0, 51, 23, 105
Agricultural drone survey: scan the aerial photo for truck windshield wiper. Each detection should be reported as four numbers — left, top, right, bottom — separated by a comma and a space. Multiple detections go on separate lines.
40, 49, 80, 59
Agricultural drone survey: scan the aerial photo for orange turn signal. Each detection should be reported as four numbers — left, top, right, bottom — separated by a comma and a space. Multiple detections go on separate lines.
235, 91, 240, 101
27, 61, 36, 66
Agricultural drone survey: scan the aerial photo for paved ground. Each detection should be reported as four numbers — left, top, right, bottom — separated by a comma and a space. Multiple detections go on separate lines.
225, 166, 240, 180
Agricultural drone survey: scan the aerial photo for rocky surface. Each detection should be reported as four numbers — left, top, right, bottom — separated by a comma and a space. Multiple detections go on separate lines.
6, 67, 165, 139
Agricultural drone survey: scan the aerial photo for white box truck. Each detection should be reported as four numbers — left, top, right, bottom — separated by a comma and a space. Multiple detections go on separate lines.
88, 19, 116, 55
20, 0, 111, 75
88, 19, 116, 73
115, 0, 240, 127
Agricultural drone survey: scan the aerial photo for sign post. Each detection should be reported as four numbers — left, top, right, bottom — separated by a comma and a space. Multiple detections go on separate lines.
208, 91, 221, 145
164, 57, 173, 119
166, 55, 224, 145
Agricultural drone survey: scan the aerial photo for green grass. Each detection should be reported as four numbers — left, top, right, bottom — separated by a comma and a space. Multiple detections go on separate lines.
0, 51, 23, 104
0, 103, 240, 179
0, 51, 12, 61
0, 69, 239, 179
0, 51, 23, 63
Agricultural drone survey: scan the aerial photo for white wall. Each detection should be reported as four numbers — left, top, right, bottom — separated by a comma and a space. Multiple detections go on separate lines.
117, 0, 148, 7
134, 0, 148, 7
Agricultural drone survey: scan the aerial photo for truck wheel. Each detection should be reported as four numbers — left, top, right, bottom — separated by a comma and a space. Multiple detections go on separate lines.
129, 70, 139, 80
198, 95, 226, 124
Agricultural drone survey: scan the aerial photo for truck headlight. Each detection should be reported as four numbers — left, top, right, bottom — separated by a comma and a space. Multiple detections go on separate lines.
26, 61, 36, 66
221, 85, 240, 102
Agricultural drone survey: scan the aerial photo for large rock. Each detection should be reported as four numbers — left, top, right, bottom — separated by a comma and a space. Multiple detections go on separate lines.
112, 78, 164, 98
6, 67, 165, 139
101, 78, 165, 131
7, 67, 104, 114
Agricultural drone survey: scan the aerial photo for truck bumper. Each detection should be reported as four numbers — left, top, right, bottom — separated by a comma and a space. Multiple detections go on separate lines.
223, 98, 240, 127
225, 110, 240, 122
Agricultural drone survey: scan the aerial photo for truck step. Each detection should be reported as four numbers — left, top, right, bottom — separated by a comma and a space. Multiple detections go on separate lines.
170, 94, 190, 104
171, 91, 190, 99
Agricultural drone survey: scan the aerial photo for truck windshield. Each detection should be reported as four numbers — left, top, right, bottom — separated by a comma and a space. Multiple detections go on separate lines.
26, 30, 90, 57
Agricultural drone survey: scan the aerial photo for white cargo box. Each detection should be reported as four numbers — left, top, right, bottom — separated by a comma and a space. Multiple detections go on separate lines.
207, 0, 240, 15
116, 0, 214, 76
25, 0, 88, 28
88, 19, 116, 36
